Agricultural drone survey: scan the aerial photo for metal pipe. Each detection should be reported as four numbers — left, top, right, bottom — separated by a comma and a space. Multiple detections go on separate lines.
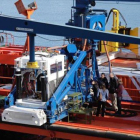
1, 15, 140, 45
75, 71, 77, 92
57, 86, 71, 104
28, 33, 35, 62
27, 35, 29, 52
15, 73, 22, 99
85, 69, 90, 101
10, 68, 21, 92
92, 47, 96, 79
41, 76, 48, 102
81, 14, 85, 45
47, 45, 67, 50
16, 68, 21, 74
82, 39, 87, 51
54, 51, 86, 100
103, 41, 112, 73
49, 123, 140, 140
56, 60, 58, 87
95, 52, 100, 78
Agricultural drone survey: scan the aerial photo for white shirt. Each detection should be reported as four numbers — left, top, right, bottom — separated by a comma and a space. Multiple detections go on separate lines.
97, 89, 109, 102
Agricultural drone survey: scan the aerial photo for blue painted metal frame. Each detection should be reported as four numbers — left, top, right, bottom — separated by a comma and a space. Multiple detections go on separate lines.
86, 14, 105, 31
96, 0, 140, 2
86, 13, 105, 80
0, 16, 140, 44
85, 69, 90, 101
46, 51, 87, 123
28, 33, 36, 62
4, 87, 16, 108
74, 71, 78, 92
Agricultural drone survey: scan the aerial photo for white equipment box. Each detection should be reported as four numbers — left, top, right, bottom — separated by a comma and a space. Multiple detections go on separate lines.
2, 106, 47, 126
14, 52, 65, 82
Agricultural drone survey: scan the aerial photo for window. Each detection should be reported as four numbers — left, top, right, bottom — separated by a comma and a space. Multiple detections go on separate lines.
50, 62, 62, 74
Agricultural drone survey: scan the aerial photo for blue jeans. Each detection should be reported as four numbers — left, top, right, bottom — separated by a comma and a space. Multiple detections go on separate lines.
96, 101, 106, 117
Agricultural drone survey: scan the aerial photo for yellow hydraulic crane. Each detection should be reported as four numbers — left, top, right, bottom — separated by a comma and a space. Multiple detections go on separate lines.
100, 8, 127, 53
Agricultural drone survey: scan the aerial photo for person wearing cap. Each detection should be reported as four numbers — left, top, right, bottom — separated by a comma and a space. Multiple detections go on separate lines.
96, 83, 109, 117
116, 79, 123, 115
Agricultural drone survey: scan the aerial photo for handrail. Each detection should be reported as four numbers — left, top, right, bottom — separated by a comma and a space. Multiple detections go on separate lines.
124, 88, 140, 91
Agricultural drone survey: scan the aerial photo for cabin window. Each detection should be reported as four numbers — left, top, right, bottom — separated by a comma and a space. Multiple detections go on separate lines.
50, 62, 62, 74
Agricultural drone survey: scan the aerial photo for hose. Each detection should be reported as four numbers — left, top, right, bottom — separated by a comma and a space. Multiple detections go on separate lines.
106, 8, 127, 27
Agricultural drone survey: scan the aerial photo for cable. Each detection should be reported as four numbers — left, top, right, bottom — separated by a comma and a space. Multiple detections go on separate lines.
0, 32, 66, 41
106, 8, 127, 27
100, 65, 139, 71
13, 35, 26, 38
1, 33, 140, 51
96, 1, 140, 5
99, 65, 140, 76
36, 35, 66, 42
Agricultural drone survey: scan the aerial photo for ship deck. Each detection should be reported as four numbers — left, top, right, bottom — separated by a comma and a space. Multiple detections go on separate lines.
102, 58, 140, 69
0, 52, 140, 139
0, 106, 140, 140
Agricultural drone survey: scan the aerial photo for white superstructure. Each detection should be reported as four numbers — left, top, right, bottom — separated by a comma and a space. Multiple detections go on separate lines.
14, 52, 65, 82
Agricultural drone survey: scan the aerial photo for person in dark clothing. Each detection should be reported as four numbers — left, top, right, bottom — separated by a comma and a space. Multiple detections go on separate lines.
116, 79, 123, 115
99, 73, 109, 89
90, 80, 99, 101
83, 80, 99, 109
96, 84, 109, 117
109, 73, 118, 111
83, 102, 93, 108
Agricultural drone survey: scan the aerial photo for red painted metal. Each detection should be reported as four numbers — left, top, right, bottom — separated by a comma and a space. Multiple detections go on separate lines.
0, 89, 10, 96
107, 99, 140, 111
117, 75, 140, 102
0, 45, 47, 96
103, 41, 112, 73
0, 33, 48, 96
102, 58, 140, 69
0, 104, 140, 139
0, 76, 14, 80
55, 120, 140, 135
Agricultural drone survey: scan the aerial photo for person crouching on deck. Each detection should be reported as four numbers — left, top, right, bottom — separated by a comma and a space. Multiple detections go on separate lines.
96, 83, 109, 117
116, 79, 123, 115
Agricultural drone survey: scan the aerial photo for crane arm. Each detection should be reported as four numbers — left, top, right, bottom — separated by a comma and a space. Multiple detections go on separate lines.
0, 15, 140, 45
53, 51, 87, 104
